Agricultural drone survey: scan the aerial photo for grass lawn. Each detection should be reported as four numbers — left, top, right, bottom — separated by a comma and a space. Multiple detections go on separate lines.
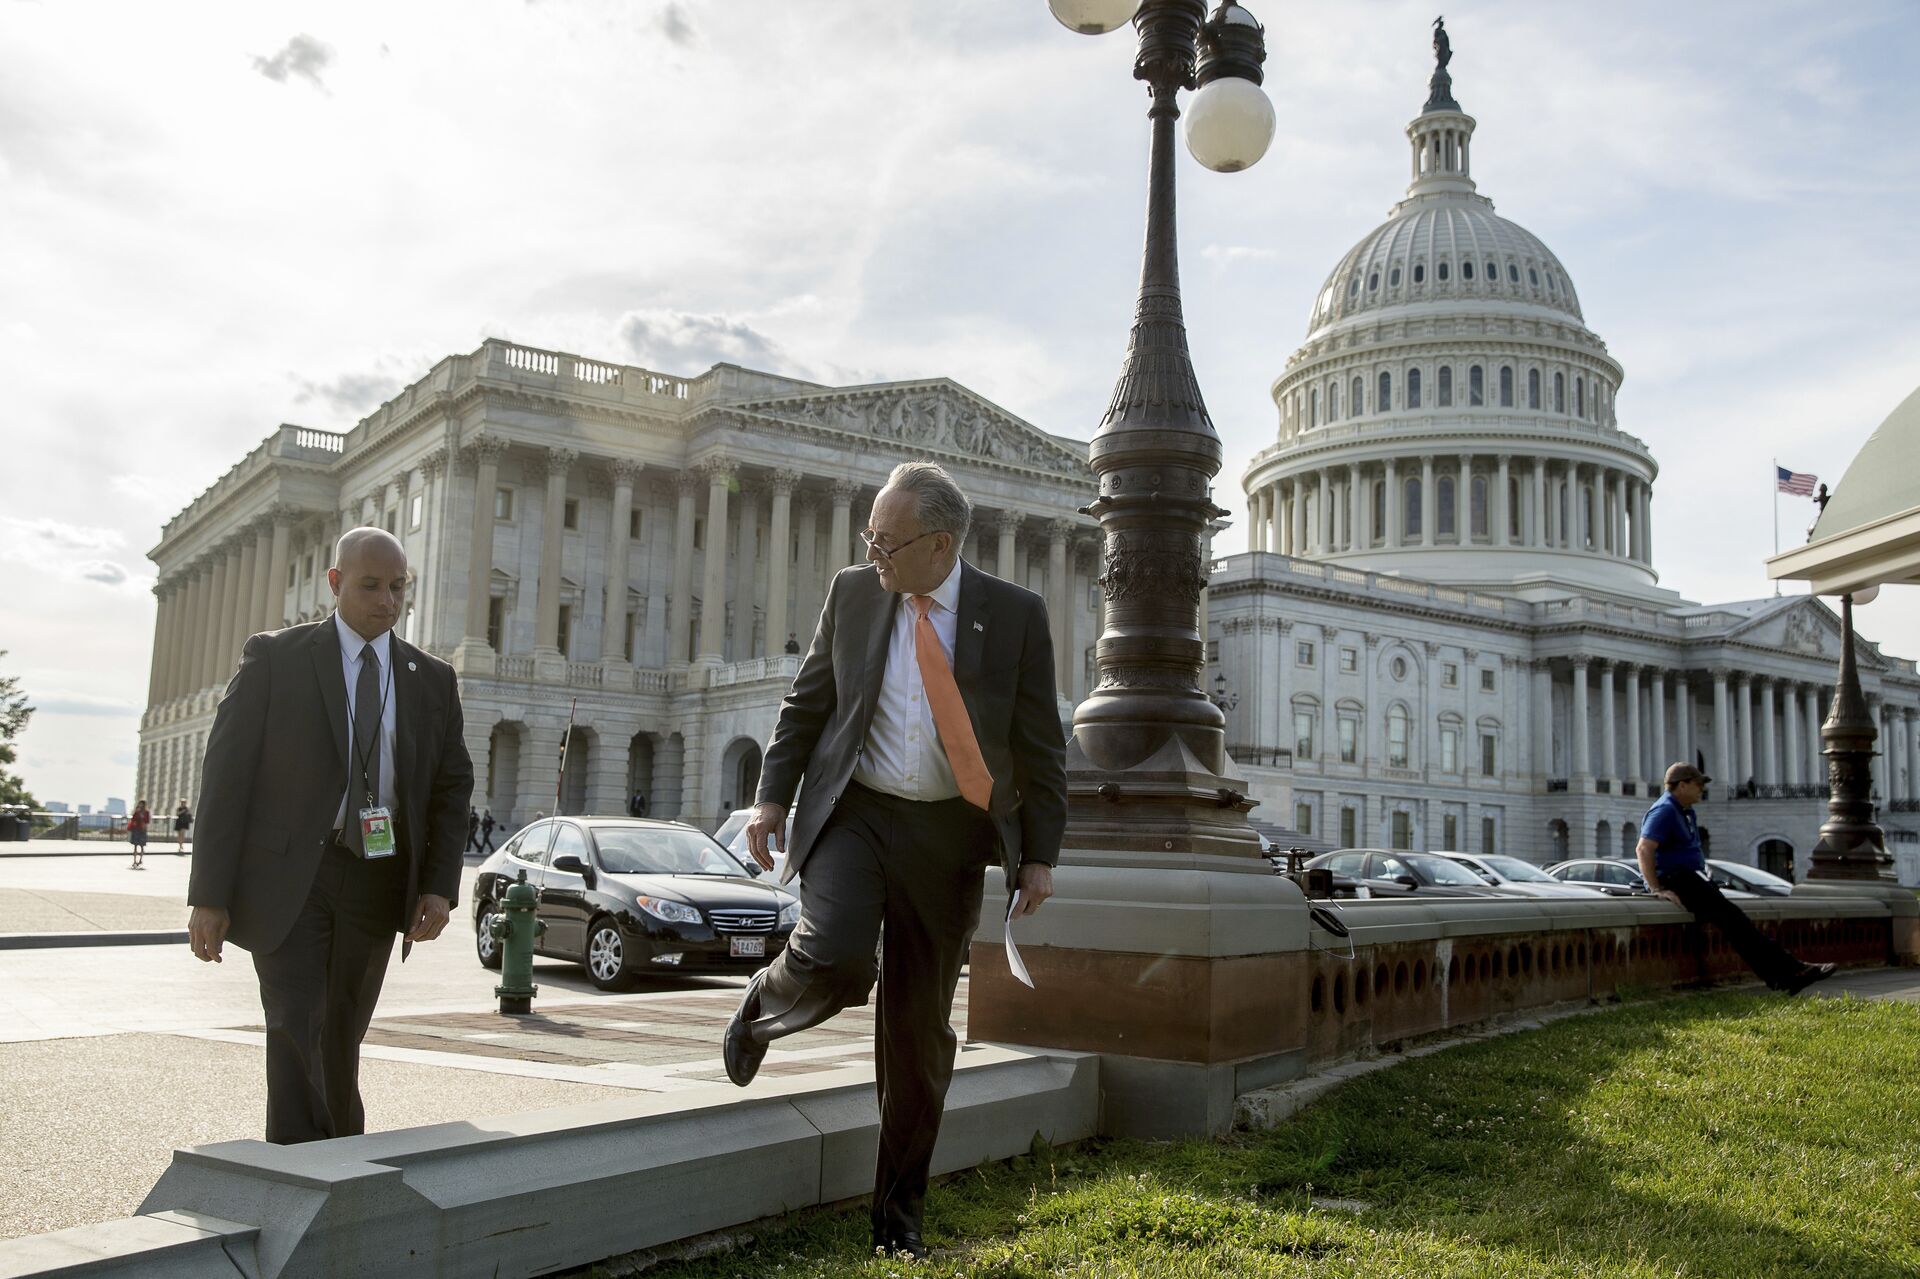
621, 992, 1920, 1278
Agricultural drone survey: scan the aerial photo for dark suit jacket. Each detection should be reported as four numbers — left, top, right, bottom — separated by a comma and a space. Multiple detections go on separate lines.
757, 561, 1068, 889
190, 617, 474, 956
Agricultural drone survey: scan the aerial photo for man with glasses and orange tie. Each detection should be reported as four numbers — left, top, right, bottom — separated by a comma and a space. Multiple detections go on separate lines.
731, 461, 1067, 1260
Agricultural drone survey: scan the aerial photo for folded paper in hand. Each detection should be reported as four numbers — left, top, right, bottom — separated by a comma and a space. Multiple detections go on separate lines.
1004, 889, 1034, 989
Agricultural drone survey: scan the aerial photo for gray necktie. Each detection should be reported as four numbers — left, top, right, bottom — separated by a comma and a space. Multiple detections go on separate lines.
346, 646, 383, 854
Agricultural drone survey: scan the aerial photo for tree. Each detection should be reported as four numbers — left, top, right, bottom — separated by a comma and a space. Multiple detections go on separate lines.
0, 652, 38, 809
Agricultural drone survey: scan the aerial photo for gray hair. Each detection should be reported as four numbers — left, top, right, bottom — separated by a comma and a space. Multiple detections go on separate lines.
884, 461, 972, 546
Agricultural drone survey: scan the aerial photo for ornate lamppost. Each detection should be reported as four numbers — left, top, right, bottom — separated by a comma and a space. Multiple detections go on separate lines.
1809, 590, 1895, 880
1050, 0, 1275, 864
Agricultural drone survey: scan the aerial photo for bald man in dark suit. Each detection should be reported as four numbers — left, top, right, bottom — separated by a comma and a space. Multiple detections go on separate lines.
188, 527, 472, 1143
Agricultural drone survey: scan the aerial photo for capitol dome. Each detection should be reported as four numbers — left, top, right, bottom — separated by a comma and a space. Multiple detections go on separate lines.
1243, 34, 1664, 604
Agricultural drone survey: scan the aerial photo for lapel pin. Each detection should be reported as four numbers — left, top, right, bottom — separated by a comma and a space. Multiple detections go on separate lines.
973, 622, 985, 632
407, 661, 418, 672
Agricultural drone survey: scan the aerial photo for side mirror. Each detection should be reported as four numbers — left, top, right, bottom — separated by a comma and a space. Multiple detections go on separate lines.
551, 854, 594, 885
1395, 875, 1419, 888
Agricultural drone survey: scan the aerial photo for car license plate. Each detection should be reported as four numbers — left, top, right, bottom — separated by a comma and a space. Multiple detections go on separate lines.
730, 937, 765, 958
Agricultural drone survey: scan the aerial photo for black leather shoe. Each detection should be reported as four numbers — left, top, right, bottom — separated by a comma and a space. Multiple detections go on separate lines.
875, 1230, 927, 1262
722, 970, 769, 1087
1783, 961, 1837, 996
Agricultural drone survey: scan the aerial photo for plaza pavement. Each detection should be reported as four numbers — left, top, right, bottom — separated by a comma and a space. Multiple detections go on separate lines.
0, 846, 1912, 1249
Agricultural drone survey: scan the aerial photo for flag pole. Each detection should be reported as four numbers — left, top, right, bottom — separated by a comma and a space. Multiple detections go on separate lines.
555, 697, 578, 815
1771, 457, 1781, 597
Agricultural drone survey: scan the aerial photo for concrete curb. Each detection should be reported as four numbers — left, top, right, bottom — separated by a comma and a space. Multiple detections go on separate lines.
0, 1046, 1098, 1279
0, 931, 189, 951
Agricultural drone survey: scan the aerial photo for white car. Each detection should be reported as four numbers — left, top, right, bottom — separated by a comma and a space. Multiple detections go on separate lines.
718, 806, 789, 882
1439, 851, 1610, 899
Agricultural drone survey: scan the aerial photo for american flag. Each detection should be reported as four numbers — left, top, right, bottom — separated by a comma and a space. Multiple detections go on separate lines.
1776, 466, 1817, 497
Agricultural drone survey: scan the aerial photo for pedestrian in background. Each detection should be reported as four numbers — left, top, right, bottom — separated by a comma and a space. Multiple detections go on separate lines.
467, 806, 481, 852
173, 800, 192, 853
628, 789, 648, 818
128, 799, 151, 870
479, 808, 496, 853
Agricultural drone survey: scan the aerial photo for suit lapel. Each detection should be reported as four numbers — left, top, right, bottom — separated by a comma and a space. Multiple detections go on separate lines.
860, 575, 900, 719
954, 561, 990, 691
392, 636, 423, 811
311, 618, 349, 766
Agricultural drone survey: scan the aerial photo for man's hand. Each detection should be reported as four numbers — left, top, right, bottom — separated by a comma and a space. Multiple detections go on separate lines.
406, 893, 452, 943
1011, 862, 1053, 918
188, 906, 229, 963
745, 802, 786, 872
1656, 888, 1684, 906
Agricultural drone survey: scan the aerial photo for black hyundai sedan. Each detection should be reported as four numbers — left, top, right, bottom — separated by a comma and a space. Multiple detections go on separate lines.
472, 817, 799, 990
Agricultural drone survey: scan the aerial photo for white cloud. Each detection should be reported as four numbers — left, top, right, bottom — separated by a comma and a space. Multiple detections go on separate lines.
251, 34, 333, 90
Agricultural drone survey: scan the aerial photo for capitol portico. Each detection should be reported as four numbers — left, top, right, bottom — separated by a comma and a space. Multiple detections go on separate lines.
137, 342, 1103, 832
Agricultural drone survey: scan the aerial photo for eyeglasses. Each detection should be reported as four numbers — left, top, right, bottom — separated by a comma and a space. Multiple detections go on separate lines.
860, 528, 943, 559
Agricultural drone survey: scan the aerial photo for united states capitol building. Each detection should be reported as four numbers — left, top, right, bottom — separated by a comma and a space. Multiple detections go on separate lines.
136, 61, 1920, 882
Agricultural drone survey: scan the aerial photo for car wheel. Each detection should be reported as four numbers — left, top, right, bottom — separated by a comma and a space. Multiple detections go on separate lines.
585, 918, 632, 991
474, 900, 502, 970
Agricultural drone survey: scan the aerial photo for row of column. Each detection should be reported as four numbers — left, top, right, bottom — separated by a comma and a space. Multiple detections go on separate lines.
456, 444, 1099, 694
1249, 454, 1651, 564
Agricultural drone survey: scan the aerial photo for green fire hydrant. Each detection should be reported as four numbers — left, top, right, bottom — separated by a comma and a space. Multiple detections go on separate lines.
492, 868, 545, 1016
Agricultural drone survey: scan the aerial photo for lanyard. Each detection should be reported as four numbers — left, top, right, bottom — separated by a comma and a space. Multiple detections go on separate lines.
346, 647, 393, 808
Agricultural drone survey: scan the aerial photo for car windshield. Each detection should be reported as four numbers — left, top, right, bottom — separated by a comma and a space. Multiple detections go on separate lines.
591, 827, 751, 877
1717, 861, 1792, 889
1404, 854, 1488, 886
1479, 856, 1558, 883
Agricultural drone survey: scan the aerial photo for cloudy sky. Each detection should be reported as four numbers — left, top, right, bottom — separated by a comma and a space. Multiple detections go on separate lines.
4, 0, 1917, 806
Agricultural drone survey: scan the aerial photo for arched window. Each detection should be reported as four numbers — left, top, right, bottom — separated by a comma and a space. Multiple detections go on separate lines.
1529, 267, 1540, 288
1309, 387, 1319, 427
1328, 381, 1340, 421
1463, 260, 1475, 280
1388, 706, 1411, 768
1528, 368, 1541, 409
1470, 475, 1488, 537
1372, 479, 1385, 540
1413, 263, 1426, 285
1468, 365, 1484, 406
1576, 377, 1586, 418
1405, 478, 1423, 537
1389, 266, 1402, 287
1407, 367, 1422, 408
1438, 261, 1451, 281
1348, 277, 1360, 297
1368, 272, 1379, 292
1486, 259, 1497, 282
1554, 372, 1566, 413
1499, 366, 1514, 407
1508, 264, 1519, 282
1378, 371, 1392, 413
1438, 476, 1456, 536
1438, 366, 1453, 407
1352, 376, 1365, 414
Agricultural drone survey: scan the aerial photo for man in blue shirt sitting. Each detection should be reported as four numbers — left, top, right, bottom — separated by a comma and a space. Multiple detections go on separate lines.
1636, 762, 1834, 995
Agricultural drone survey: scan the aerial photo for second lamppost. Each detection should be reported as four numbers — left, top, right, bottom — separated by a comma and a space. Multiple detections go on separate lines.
1051, 0, 1275, 863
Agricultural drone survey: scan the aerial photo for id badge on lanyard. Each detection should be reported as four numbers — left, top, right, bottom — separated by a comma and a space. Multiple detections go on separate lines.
359, 806, 396, 858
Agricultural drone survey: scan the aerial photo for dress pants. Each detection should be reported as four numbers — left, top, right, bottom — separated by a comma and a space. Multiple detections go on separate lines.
1659, 868, 1803, 989
749, 783, 993, 1241
252, 838, 405, 1144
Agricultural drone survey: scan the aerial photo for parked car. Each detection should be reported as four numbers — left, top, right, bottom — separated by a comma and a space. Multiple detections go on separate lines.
1546, 858, 1649, 895
1438, 851, 1610, 899
1706, 859, 1794, 897
1305, 849, 1501, 897
472, 816, 799, 990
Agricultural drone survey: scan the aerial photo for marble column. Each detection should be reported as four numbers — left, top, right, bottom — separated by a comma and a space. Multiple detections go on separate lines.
245, 521, 274, 638
175, 565, 208, 700
1734, 674, 1754, 787
199, 549, 231, 694
532, 447, 576, 658
1347, 464, 1362, 549
1249, 490, 1266, 553
144, 584, 172, 707
1457, 453, 1472, 541
1650, 668, 1668, 776
1624, 664, 1642, 787
1871, 700, 1887, 798
995, 510, 1022, 582
1495, 454, 1511, 546
1677, 675, 1695, 769
1783, 680, 1802, 786
227, 535, 258, 662
794, 489, 820, 642
1801, 685, 1822, 786
764, 470, 797, 658
461, 437, 505, 648
599, 459, 641, 665
158, 577, 187, 703
1048, 520, 1072, 692
667, 472, 700, 667
1711, 669, 1731, 783
1419, 456, 1435, 547
829, 479, 855, 572
1530, 457, 1546, 548
733, 483, 760, 662
1571, 658, 1592, 779
1316, 471, 1331, 555
1532, 660, 1553, 779
1758, 678, 1779, 786
697, 457, 736, 664
1383, 462, 1399, 548
1598, 660, 1617, 784
1291, 480, 1309, 554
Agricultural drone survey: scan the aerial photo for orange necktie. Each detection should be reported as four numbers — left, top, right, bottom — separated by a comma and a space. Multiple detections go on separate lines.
910, 594, 993, 810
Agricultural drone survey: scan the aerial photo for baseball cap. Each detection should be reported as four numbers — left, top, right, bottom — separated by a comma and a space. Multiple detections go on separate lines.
1664, 762, 1710, 788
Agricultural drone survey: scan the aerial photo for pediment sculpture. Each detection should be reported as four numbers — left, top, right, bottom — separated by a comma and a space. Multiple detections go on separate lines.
737, 387, 1090, 478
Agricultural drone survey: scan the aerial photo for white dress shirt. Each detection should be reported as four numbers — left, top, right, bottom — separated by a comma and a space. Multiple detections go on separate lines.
853, 558, 964, 803
333, 613, 398, 827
